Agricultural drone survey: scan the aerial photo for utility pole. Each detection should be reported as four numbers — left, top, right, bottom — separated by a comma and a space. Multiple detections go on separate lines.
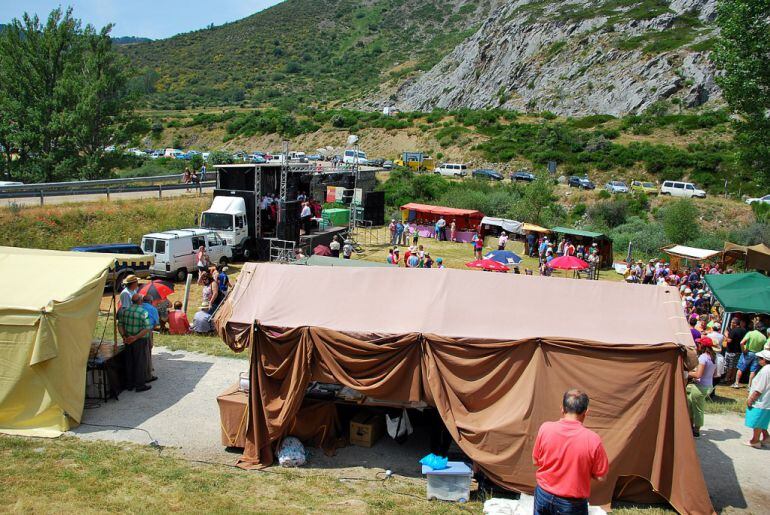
279, 139, 289, 201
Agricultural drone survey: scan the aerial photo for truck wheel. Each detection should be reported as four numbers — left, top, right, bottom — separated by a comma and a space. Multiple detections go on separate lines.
242, 245, 252, 260
176, 268, 188, 282
219, 257, 229, 266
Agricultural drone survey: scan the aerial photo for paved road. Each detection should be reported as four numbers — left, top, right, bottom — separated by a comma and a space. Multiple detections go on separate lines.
69, 347, 768, 513
0, 185, 214, 208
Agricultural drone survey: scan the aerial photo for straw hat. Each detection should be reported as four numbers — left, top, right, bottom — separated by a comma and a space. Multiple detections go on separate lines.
200, 302, 210, 309
124, 274, 139, 285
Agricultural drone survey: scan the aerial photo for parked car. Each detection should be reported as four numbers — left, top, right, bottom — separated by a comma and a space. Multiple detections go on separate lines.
746, 194, 770, 205
70, 243, 153, 288
289, 151, 308, 163
567, 176, 595, 190
435, 163, 469, 177
142, 228, 232, 282
660, 180, 706, 198
510, 170, 535, 182
307, 154, 322, 161
605, 180, 629, 194
472, 168, 503, 181
631, 180, 658, 195
368, 157, 385, 167
383, 160, 394, 170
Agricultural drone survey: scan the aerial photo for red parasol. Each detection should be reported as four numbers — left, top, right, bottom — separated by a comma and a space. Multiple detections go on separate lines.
465, 259, 510, 272
137, 279, 175, 305
313, 244, 332, 256
548, 255, 589, 270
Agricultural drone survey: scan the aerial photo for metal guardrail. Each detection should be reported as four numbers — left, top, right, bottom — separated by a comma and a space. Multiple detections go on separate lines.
0, 172, 217, 204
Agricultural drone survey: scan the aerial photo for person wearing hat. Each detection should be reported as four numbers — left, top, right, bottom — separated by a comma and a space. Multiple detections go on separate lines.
191, 302, 213, 334
388, 219, 397, 245
436, 257, 445, 269
687, 337, 717, 437
118, 274, 140, 315
744, 349, 770, 448
117, 293, 153, 392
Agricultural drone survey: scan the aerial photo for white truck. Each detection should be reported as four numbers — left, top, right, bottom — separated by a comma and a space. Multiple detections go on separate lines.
199, 196, 251, 259
141, 228, 232, 281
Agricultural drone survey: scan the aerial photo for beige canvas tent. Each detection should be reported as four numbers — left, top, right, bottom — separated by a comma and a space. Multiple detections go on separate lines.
216, 264, 713, 514
0, 246, 115, 436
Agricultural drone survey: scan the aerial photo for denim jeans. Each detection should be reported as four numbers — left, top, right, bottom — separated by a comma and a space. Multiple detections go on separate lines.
534, 485, 588, 515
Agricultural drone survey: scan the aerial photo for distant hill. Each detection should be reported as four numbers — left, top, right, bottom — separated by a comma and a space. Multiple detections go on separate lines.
123, 0, 722, 115
112, 36, 153, 46
120, 0, 498, 109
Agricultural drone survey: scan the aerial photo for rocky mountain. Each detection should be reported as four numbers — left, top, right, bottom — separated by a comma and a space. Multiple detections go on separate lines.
124, 0, 721, 115
367, 0, 721, 115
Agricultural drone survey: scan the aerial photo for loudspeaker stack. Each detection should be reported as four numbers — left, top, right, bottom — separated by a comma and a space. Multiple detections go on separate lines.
363, 191, 385, 226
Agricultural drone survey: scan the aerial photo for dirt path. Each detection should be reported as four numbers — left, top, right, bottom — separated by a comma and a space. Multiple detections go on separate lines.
70, 347, 769, 512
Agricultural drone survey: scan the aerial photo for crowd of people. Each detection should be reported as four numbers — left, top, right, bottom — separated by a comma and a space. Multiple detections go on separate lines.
667, 263, 770, 447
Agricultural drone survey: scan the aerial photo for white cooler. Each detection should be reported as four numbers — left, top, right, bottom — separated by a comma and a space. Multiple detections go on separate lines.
421, 461, 472, 502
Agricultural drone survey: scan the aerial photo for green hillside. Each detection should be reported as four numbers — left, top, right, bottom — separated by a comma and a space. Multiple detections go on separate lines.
121, 0, 488, 109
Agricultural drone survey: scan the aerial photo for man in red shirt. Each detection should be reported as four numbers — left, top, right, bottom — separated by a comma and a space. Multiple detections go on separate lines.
532, 389, 609, 514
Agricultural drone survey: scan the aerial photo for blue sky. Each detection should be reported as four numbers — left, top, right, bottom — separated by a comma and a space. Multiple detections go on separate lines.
0, 0, 283, 39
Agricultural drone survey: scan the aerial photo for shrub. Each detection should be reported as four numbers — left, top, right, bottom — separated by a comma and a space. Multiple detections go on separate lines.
661, 199, 700, 244
597, 190, 611, 200
588, 199, 628, 229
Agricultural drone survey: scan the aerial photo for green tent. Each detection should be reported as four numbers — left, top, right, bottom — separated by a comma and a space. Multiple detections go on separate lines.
704, 272, 770, 314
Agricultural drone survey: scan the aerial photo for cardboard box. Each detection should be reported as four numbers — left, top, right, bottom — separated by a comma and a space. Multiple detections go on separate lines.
349, 411, 385, 448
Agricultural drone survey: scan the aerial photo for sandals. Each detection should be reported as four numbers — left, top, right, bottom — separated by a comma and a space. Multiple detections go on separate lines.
742, 441, 761, 449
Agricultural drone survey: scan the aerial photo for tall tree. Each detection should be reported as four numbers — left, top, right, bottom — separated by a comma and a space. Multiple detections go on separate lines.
712, 0, 770, 189
0, 8, 138, 182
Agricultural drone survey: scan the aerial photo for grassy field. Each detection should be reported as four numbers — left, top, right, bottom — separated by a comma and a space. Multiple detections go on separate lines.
0, 435, 473, 514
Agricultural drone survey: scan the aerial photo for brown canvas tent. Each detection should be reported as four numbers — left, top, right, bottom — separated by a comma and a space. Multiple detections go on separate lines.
723, 242, 770, 273
216, 264, 713, 514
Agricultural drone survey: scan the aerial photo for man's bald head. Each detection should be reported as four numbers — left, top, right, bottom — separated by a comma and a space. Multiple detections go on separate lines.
563, 389, 589, 415
131, 293, 144, 303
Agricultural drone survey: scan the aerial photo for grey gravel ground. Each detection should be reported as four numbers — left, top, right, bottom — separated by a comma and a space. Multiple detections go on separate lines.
69, 347, 769, 513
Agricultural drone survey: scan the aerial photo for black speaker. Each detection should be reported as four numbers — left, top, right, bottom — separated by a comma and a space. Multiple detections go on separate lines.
277, 200, 301, 242
363, 191, 385, 226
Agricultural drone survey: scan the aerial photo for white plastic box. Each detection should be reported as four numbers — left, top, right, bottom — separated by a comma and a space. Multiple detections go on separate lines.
421, 461, 472, 502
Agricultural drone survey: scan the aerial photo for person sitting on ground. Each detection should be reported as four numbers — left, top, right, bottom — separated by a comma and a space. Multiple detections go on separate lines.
342, 239, 353, 260
191, 302, 214, 334
733, 322, 768, 389
424, 252, 434, 269
329, 235, 341, 258
625, 269, 640, 283
168, 301, 190, 335
744, 350, 770, 448
532, 390, 608, 514
687, 337, 717, 437
436, 257, 445, 269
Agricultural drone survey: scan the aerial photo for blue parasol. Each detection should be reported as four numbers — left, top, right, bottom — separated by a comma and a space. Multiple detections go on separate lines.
484, 250, 522, 265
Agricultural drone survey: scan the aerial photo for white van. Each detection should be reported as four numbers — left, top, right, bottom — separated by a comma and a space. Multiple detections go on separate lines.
289, 151, 308, 163
435, 163, 468, 177
660, 180, 706, 198
141, 228, 232, 281
343, 149, 368, 165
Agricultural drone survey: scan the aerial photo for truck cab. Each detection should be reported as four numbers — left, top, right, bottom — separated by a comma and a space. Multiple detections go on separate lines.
200, 196, 249, 257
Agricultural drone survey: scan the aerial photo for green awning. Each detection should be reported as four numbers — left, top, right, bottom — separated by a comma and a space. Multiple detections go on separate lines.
551, 227, 607, 239
704, 272, 770, 314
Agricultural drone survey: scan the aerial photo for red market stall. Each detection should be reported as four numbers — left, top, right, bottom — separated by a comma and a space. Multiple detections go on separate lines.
400, 203, 484, 242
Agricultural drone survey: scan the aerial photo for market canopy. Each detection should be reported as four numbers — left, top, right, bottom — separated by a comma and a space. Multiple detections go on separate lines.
723, 242, 770, 273
481, 216, 523, 235
521, 223, 551, 233
662, 244, 721, 261
551, 227, 608, 240
216, 264, 711, 514
704, 272, 770, 314
400, 203, 482, 218
0, 246, 115, 436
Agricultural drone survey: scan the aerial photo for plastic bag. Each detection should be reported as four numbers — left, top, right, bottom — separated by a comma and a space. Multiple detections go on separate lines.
419, 453, 448, 470
386, 408, 413, 443
277, 436, 306, 467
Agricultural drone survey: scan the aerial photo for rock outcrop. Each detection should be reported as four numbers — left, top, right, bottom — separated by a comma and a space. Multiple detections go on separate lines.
365, 0, 721, 116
